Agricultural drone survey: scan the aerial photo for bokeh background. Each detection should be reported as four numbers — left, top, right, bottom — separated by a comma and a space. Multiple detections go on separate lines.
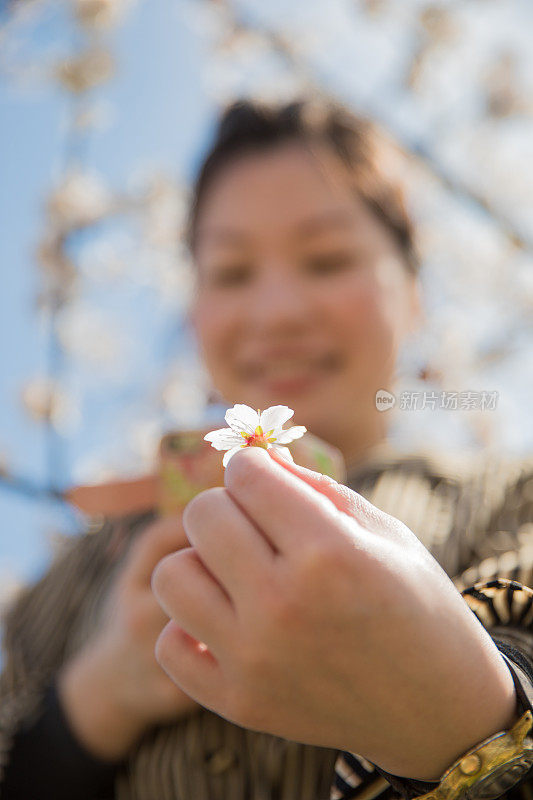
1, 0, 533, 611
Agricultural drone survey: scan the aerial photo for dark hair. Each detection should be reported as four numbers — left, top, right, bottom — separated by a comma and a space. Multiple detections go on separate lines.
187, 98, 420, 275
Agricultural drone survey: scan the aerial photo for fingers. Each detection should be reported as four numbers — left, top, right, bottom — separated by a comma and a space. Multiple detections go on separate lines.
155, 619, 227, 712
268, 447, 386, 534
182, 486, 276, 598
136, 590, 173, 636
126, 515, 190, 588
224, 447, 345, 552
151, 547, 235, 654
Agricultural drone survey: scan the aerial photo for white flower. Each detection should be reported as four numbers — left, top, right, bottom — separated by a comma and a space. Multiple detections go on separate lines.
204, 404, 306, 467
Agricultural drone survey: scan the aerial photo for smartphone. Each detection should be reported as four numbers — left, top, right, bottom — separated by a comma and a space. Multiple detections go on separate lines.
156, 427, 346, 517
156, 428, 226, 517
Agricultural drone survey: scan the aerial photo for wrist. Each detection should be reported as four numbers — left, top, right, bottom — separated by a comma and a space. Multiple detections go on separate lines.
400, 651, 520, 782
57, 647, 148, 762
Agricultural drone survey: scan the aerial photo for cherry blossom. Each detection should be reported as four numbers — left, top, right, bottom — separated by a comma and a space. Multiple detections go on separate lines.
204, 403, 306, 467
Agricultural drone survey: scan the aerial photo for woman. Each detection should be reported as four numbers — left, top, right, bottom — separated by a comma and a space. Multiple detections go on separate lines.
1, 98, 532, 800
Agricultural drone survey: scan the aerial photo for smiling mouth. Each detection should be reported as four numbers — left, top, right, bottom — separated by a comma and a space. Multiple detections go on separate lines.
241, 353, 342, 383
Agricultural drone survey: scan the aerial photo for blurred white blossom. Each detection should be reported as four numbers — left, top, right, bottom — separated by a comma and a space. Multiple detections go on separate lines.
72, 99, 116, 133
161, 363, 210, 428
55, 304, 126, 368
74, 0, 134, 30
141, 173, 188, 248
20, 376, 80, 432
46, 170, 112, 231
128, 416, 164, 469
77, 234, 130, 282
55, 47, 115, 93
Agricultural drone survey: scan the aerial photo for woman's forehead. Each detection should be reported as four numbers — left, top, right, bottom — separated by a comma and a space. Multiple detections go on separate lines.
196, 208, 365, 249
194, 149, 378, 250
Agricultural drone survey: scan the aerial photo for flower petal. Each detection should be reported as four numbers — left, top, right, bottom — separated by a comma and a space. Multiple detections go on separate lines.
222, 444, 245, 467
276, 425, 307, 444
204, 428, 243, 450
225, 404, 259, 435
259, 405, 294, 433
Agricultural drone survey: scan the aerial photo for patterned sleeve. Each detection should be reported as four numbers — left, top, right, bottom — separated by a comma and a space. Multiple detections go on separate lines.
452, 454, 533, 596
0, 511, 153, 793
451, 455, 533, 696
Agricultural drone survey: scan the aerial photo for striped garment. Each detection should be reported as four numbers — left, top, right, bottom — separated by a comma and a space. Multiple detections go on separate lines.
1, 443, 533, 800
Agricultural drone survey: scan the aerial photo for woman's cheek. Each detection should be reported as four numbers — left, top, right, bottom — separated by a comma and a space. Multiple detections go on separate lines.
327, 278, 401, 388
195, 291, 236, 343
327, 275, 389, 342
193, 295, 244, 395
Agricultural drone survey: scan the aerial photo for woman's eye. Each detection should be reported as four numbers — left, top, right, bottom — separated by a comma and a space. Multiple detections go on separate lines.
305, 253, 359, 275
209, 264, 253, 287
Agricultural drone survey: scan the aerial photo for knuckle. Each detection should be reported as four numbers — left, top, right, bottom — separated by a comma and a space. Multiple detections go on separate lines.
262, 590, 298, 628
173, 546, 198, 569
154, 625, 173, 668
225, 450, 268, 498
315, 472, 339, 492
182, 486, 226, 531
151, 551, 178, 601
346, 491, 384, 529
297, 541, 347, 584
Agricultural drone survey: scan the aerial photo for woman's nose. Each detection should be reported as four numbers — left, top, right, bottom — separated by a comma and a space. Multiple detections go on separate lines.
245, 269, 315, 330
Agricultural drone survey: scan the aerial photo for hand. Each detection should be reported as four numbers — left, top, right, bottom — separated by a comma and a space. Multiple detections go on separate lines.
58, 515, 198, 761
152, 447, 518, 780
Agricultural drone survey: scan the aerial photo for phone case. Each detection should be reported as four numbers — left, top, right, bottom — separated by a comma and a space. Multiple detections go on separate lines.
156, 428, 347, 517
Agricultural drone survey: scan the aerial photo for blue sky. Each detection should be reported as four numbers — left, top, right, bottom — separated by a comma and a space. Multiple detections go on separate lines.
0, 0, 216, 584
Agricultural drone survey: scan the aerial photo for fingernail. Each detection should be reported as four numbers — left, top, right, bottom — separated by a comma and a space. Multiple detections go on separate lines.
271, 446, 294, 463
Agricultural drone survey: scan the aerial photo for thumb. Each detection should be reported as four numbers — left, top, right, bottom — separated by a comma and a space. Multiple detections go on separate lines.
268, 446, 384, 532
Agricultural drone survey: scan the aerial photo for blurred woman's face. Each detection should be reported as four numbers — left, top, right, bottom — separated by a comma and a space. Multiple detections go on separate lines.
190, 142, 420, 461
